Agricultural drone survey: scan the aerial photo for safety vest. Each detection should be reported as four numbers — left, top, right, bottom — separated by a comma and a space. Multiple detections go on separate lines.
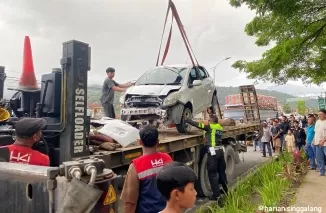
0, 144, 50, 166
133, 152, 172, 213
197, 122, 223, 147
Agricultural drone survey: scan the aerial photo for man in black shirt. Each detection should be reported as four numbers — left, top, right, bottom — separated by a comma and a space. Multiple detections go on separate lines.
289, 115, 295, 129
301, 116, 308, 128
271, 120, 282, 153
280, 116, 290, 151
293, 120, 306, 151
275, 118, 284, 153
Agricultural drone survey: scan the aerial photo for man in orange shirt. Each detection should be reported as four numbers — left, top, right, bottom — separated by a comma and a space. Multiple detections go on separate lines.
0, 118, 50, 166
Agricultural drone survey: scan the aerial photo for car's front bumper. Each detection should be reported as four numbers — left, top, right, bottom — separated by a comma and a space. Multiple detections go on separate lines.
121, 107, 167, 118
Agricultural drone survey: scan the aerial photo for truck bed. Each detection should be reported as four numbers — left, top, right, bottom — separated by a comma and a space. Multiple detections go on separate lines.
87, 123, 260, 169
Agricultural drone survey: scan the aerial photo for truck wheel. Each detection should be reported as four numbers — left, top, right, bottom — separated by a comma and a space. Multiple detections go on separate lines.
224, 145, 236, 181
117, 170, 127, 189
199, 153, 213, 197
199, 145, 236, 196
176, 107, 192, 133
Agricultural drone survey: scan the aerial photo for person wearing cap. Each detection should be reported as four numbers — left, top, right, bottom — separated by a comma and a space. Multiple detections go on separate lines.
0, 118, 49, 166
100, 67, 135, 118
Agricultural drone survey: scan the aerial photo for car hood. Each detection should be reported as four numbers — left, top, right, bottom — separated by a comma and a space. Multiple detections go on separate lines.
126, 85, 181, 96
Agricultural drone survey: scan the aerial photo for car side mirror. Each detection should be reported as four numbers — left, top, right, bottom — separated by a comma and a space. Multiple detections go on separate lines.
192, 80, 202, 86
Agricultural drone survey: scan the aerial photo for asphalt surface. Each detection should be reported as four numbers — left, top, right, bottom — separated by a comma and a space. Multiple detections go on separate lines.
117, 146, 270, 213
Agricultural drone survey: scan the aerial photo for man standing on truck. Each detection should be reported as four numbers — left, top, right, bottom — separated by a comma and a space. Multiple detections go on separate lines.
100, 67, 134, 118
184, 114, 228, 201
0, 118, 49, 166
120, 125, 172, 213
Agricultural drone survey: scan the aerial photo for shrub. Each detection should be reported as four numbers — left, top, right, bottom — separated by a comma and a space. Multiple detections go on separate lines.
204, 151, 308, 213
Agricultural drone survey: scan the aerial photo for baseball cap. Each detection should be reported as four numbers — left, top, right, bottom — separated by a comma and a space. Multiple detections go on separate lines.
15, 118, 47, 138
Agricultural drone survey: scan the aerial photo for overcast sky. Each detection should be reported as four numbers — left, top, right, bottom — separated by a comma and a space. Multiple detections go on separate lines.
0, 0, 323, 93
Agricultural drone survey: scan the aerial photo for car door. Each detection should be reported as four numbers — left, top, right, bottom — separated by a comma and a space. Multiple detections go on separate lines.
185, 67, 202, 114
197, 66, 214, 107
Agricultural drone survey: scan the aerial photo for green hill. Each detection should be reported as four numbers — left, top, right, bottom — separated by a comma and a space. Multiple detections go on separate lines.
88, 84, 295, 106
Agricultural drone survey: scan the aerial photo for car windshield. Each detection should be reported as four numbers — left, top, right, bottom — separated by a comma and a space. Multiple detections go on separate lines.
136, 67, 188, 85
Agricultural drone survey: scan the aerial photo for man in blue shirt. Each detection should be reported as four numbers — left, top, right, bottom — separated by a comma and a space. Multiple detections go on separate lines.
305, 114, 316, 170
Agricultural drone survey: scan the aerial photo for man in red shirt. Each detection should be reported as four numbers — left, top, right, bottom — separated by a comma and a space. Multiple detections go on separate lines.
0, 117, 50, 166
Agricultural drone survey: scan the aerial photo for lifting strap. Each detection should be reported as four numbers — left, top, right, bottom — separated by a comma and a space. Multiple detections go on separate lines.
156, 0, 199, 67
161, 16, 173, 66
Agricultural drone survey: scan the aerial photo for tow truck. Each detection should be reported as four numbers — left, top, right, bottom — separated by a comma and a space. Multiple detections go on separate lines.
0, 1, 262, 212
0, 38, 261, 213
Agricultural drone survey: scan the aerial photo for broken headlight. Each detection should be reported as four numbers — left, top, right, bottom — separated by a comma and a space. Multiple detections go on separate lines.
162, 92, 181, 106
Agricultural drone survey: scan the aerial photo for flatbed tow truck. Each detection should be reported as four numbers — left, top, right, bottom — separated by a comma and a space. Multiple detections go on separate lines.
0, 1, 262, 212
0, 37, 261, 213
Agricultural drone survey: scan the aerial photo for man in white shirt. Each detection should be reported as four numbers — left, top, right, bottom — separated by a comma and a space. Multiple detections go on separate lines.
261, 122, 273, 157
313, 109, 326, 176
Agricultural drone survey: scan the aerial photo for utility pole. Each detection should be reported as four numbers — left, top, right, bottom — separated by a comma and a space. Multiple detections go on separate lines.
211, 57, 231, 84
0, 66, 6, 100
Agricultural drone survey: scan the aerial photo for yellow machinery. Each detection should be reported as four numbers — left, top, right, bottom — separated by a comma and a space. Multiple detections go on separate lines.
0, 107, 10, 122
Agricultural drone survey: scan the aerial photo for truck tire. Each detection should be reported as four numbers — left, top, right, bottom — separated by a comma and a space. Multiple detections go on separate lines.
224, 145, 236, 181
199, 153, 213, 197
176, 107, 192, 133
199, 145, 236, 196
117, 169, 127, 189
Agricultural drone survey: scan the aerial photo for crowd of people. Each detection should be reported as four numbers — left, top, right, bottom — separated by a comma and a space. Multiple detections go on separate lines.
253, 110, 326, 176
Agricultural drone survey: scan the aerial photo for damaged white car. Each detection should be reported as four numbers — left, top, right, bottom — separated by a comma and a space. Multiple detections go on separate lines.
119, 64, 219, 133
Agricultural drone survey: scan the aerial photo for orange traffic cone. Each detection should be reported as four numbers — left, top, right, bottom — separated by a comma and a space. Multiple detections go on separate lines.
18, 36, 39, 91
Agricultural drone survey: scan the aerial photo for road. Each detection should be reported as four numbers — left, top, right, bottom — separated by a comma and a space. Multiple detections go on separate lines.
117, 146, 270, 213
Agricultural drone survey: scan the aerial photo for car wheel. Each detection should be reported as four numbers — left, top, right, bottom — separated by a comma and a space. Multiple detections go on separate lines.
176, 107, 192, 133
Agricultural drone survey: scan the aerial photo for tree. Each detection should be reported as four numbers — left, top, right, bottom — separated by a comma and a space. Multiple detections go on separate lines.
229, 0, 326, 84
313, 108, 320, 113
283, 103, 291, 113
297, 100, 307, 115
